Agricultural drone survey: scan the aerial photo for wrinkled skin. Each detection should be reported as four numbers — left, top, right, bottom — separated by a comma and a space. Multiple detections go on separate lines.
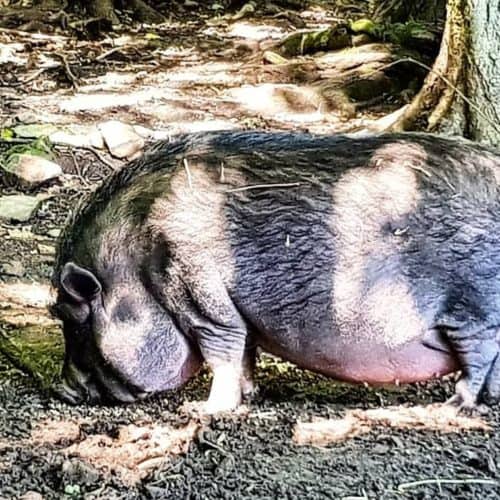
52, 131, 500, 413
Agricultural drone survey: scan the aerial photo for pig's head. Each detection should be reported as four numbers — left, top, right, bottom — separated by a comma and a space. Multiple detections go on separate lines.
52, 261, 202, 405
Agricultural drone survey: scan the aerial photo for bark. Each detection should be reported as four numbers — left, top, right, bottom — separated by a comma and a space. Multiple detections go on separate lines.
126, 0, 166, 23
369, 0, 446, 23
70, 0, 165, 26
464, 0, 500, 145
391, 0, 500, 146
87, 0, 119, 25
391, 0, 466, 134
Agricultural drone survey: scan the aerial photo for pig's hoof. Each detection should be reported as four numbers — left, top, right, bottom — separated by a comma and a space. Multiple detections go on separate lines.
179, 400, 213, 419
179, 400, 248, 418
445, 394, 490, 416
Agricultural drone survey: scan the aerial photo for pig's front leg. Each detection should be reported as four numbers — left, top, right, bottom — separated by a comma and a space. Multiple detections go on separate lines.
204, 345, 257, 412
173, 266, 249, 414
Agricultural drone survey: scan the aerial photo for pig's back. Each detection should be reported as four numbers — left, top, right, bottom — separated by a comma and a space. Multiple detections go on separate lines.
211, 132, 500, 362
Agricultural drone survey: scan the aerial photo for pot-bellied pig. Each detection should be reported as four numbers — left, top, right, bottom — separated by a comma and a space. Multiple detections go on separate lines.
52, 130, 500, 413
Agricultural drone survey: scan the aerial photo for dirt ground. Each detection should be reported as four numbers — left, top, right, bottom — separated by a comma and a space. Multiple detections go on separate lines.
1, 1, 499, 499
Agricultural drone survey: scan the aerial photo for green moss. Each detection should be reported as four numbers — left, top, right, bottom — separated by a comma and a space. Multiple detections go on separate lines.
348, 18, 436, 50
0, 128, 14, 140
0, 324, 64, 388
280, 25, 351, 57
349, 18, 377, 35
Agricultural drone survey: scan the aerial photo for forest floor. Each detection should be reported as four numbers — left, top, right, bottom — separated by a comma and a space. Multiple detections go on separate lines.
1, 1, 499, 499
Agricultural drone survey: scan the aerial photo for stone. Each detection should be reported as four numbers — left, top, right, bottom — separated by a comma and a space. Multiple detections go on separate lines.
88, 127, 105, 149
19, 492, 44, 500
98, 120, 145, 159
7, 228, 36, 241
3, 154, 62, 187
13, 124, 59, 138
0, 195, 44, 222
37, 243, 55, 255
352, 34, 373, 47
47, 228, 61, 238
1, 260, 25, 277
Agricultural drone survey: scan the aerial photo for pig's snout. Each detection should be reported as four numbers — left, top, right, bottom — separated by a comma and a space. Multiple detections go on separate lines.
55, 361, 142, 405
54, 361, 98, 404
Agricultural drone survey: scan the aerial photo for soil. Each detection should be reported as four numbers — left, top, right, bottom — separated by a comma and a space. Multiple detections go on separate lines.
0, 2, 499, 499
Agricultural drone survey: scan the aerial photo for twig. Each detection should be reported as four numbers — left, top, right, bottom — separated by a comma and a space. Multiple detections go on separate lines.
68, 17, 105, 28
197, 431, 234, 466
397, 478, 499, 493
225, 182, 302, 193
55, 143, 118, 172
86, 146, 118, 172
68, 148, 91, 187
52, 53, 79, 90
96, 46, 130, 61
10, 67, 52, 87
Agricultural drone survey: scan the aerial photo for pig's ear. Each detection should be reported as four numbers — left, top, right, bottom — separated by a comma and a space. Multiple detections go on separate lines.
61, 262, 102, 303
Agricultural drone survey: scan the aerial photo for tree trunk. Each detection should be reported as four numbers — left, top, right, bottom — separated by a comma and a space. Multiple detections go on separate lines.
87, 0, 119, 25
369, 0, 446, 23
392, 0, 500, 146
464, 0, 500, 144
70, 0, 165, 26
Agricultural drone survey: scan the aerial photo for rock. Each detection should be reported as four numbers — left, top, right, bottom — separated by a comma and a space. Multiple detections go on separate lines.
47, 228, 61, 238
98, 120, 145, 159
19, 492, 44, 500
0, 282, 54, 308
88, 127, 105, 149
7, 228, 52, 242
49, 130, 94, 148
49, 127, 104, 150
1, 260, 25, 277
0, 195, 45, 222
2, 154, 62, 187
184, 0, 199, 6
352, 34, 373, 47
13, 124, 59, 138
37, 243, 55, 256
7, 228, 36, 241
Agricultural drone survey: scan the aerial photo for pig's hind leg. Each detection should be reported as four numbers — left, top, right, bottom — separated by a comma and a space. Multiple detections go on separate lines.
444, 323, 499, 412
483, 344, 500, 402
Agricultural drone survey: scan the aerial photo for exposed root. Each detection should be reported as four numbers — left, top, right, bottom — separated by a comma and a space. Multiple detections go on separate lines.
391, 0, 466, 132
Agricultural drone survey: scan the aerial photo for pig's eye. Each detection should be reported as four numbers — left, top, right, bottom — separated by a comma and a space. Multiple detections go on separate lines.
113, 298, 139, 323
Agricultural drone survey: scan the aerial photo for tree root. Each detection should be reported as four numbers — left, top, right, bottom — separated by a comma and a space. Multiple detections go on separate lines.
390, 0, 466, 133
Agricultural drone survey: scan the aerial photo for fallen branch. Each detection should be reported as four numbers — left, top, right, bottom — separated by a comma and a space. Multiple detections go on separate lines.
293, 404, 491, 446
